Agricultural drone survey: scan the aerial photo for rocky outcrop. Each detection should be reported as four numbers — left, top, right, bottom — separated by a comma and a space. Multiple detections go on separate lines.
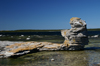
61, 17, 89, 50
0, 17, 89, 58
0, 41, 64, 58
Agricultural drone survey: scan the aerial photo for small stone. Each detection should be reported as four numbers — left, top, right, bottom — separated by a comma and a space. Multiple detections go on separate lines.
0, 35, 2, 36
84, 57, 86, 60
21, 35, 24, 36
51, 58, 55, 61
26, 38, 30, 40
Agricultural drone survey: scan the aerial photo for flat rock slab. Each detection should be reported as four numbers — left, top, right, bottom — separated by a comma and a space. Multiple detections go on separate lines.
0, 41, 64, 58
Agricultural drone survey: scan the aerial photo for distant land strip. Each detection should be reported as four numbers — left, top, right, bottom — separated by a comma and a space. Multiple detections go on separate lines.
0, 30, 61, 32
0, 29, 100, 32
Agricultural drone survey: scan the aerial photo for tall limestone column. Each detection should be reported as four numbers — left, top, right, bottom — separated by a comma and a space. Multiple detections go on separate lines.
61, 17, 89, 50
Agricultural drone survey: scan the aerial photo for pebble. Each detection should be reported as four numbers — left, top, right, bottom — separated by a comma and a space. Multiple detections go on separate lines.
21, 35, 24, 36
26, 38, 30, 40
51, 58, 55, 61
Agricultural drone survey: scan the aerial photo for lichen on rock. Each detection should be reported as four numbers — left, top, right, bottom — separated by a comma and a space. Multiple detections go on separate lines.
0, 41, 64, 58
61, 17, 89, 50
0, 17, 89, 58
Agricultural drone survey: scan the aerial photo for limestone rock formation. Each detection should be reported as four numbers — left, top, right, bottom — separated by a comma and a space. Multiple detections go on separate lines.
0, 17, 89, 58
0, 41, 64, 58
61, 17, 89, 50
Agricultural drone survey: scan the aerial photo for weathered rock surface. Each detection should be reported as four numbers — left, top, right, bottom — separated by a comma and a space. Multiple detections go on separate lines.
61, 17, 89, 50
0, 41, 64, 58
0, 17, 89, 58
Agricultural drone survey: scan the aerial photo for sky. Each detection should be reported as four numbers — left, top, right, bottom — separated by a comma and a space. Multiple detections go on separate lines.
0, 0, 100, 30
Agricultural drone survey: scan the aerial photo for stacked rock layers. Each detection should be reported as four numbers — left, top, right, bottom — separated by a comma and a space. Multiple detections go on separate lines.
61, 17, 88, 50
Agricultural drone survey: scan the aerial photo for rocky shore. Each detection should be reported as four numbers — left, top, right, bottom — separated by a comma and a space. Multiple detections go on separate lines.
0, 41, 22, 51
0, 41, 22, 57
0, 40, 86, 58
0, 40, 85, 58
0, 17, 89, 58
0, 41, 22, 47
0, 41, 64, 58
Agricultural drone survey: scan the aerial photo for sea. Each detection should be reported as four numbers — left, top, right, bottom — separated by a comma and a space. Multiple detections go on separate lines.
0, 31, 100, 35
0, 31, 100, 66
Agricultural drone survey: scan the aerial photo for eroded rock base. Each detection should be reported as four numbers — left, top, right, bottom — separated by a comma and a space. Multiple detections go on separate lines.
0, 41, 84, 58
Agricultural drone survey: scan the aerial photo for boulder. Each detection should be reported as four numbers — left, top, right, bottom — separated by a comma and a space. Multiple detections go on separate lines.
61, 17, 89, 50
0, 17, 89, 58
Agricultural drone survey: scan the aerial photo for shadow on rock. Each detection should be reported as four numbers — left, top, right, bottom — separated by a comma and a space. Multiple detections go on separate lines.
10, 49, 39, 58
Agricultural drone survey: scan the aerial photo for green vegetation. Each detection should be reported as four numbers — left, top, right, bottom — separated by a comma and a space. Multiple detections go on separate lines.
0, 29, 61, 32
0, 28, 100, 32
88, 28, 100, 31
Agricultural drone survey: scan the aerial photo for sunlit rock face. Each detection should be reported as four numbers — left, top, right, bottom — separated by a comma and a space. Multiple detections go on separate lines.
0, 17, 89, 58
0, 41, 64, 58
61, 17, 89, 50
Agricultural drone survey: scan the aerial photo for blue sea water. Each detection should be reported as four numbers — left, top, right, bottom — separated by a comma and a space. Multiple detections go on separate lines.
0, 31, 100, 35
